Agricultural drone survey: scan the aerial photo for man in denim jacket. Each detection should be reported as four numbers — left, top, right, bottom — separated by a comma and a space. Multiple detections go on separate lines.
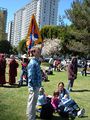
26, 46, 42, 120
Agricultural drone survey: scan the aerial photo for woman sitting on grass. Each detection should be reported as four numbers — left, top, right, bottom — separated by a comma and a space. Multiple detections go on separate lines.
57, 82, 85, 118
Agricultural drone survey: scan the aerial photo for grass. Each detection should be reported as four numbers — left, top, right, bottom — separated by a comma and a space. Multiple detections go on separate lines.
0, 63, 90, 120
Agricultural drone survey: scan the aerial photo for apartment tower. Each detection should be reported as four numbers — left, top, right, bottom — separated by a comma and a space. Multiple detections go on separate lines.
13, 0, 59, 46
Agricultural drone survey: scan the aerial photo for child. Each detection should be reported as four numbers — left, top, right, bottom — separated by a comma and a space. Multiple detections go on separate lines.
36, 87, 47, 112
19, 54, 29, 86
51, 91, 60, 111
37, 88, 54, 119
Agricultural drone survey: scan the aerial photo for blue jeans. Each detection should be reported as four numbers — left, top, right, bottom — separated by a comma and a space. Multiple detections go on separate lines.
67, 80, 74, 90
19, 69, 28, 86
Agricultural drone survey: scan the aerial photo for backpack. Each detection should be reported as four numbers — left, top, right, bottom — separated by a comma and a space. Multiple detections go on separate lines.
40, 103, 54, 119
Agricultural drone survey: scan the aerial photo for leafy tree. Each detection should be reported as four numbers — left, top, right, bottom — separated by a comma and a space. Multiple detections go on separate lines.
17, 39, 27, 54
65, 0, 90, 57
41, 25, 60, 39
12, 46, 18, 55
66, 0, 90, 32
0, 40, 13, 54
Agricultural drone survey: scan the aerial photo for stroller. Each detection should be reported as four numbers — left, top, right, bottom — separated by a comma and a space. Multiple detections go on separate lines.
58, 98, 83, 119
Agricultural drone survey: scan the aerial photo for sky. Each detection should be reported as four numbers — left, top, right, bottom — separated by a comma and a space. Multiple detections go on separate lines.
0, 0, 74, 25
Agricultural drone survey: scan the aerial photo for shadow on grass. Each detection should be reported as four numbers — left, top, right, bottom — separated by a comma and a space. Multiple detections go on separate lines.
52, 115, 70, 120
1, 84, 19, 88
81, 115, 88, 118
43, 80, 50, 82
36, 115, 75, 120
71, 89, 90, 92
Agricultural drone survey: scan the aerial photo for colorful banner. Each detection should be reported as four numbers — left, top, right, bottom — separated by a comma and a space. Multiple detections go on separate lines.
26, 14, 42, 50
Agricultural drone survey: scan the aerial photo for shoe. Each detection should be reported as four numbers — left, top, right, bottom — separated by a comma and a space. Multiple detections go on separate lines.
69, 89, 73, 92
77, 108, 85, 117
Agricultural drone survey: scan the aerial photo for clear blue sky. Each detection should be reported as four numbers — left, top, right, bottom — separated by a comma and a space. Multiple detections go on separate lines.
0, 0, 73, 25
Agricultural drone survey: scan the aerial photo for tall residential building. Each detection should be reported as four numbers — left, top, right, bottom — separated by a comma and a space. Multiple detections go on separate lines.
13, 0, 59, 46
14, 0, 37, 46
13, 8, 24, 46
8, 21, 14, 45
36, 0, 59, 28
0, 7, 7, 40
21, 0, 37, 40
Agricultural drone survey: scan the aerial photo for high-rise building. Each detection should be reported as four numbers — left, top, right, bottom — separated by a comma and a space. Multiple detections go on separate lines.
13, 8, 24, 46
13, 0, 37, 46
21, 0, 37, 41
0, 7, 7, 40
36, 0, 59, 28
8, 21, 14, 45
12, 0, 59, 46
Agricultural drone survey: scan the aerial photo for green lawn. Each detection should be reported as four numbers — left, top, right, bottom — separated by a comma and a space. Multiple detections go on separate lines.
0, 64, 90, 120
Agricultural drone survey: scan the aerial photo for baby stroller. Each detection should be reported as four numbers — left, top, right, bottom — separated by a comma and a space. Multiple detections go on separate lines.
58, 98, 85, 119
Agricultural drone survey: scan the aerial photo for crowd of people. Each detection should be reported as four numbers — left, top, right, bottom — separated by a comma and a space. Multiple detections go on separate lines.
0, 47, 87, 120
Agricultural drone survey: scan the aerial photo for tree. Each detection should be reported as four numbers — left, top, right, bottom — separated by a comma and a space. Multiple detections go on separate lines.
41, 39, 61, 56
65, 0, 90, 57
41, 25, 60, 39
0, 40, 13, 54
66, 0, 90, 32
12, 46, 18, 55
17, 39, 27, 54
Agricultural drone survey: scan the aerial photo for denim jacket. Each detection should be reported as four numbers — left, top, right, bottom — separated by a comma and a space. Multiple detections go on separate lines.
28, 57, 42, 90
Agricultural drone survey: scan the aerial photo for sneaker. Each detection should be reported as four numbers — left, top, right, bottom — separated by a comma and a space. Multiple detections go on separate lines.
77, 108, 85, 117
69, 88, 73, 92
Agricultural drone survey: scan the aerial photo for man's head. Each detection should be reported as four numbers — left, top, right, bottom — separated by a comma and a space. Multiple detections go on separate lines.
30, 46, 41, 58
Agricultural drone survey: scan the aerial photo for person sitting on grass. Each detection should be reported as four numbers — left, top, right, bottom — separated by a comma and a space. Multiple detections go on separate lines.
36, 87, 47, 112
51, 91, 60, 112
36, 87, 54, 119
57, 82, 85, 118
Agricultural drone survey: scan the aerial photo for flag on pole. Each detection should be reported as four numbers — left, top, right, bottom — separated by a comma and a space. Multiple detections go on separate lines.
26, 14, 43, 51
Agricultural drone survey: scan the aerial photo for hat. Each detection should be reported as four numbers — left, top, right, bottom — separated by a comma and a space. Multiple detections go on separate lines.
21, 54, 28, 58
10, 55, 15, 59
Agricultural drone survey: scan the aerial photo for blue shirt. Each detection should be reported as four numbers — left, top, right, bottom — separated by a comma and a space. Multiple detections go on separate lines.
28, 57, 42, 90
37, 94, 47, 106
59, 88, 70, 100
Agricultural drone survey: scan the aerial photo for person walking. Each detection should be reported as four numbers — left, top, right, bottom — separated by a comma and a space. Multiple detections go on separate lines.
19, 54, 29, 86
26, 46, 42, 120
9, 55, 19, 85
0, 53, 6, 86
73, 57, 78, 79
67, 57, 77, 91
81, 59, 87, 76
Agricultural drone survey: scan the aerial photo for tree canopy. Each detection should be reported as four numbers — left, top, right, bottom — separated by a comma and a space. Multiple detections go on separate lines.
0, 40, 13, 54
